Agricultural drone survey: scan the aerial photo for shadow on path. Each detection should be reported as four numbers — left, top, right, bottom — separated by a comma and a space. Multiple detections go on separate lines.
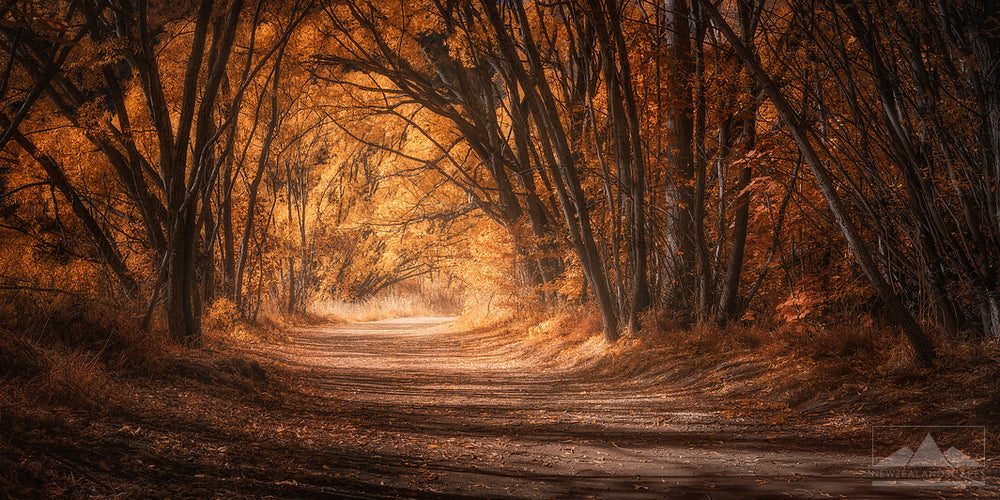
231, 317, 991, 499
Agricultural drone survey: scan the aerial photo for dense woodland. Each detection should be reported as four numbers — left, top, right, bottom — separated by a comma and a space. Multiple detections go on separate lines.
1, 0, 999, 366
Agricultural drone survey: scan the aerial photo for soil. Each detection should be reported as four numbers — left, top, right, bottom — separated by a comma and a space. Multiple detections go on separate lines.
2, 317, 997, 498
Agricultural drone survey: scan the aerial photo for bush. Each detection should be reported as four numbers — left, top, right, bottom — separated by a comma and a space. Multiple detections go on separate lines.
203, 297, 240, 337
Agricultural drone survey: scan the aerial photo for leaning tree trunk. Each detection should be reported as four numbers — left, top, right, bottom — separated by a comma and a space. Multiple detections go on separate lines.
701, 0, 937, 365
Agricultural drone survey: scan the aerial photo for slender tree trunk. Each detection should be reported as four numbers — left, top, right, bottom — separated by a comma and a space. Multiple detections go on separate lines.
718, 1, 759, 323
663, 0, 697, 308
691, 0, 713, 319
235, 47, 286, 310
481, 0, 621, 340
287, 257, 296, 314
839, 4, 965, 338
596, 0, 652, 331
221, 158, 236, 294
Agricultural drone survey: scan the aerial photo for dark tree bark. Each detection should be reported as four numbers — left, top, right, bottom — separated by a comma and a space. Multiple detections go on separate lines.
717, 0, 760, 324
663, 0, 697, 308
588, 0, 651, 331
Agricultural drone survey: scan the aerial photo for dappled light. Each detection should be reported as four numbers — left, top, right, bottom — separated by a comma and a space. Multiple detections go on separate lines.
2, 0, 1000, 498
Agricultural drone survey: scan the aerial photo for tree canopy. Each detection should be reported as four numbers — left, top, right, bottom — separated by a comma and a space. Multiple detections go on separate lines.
2, 0, 999, 365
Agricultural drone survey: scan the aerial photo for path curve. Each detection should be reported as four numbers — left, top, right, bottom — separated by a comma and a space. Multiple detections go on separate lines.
256, 317, 974, 499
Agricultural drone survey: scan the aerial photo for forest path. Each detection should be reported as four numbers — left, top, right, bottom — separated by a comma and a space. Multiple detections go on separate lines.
242, 317, 979, 499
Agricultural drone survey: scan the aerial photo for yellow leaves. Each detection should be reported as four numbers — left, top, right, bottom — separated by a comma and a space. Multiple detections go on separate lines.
67, 38, 125, 73
551, 259, 584, 302
203, 298, 240, 336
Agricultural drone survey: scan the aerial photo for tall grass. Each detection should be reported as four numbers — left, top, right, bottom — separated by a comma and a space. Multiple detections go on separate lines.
310, 290, 459, 323
0, 288, 168, 406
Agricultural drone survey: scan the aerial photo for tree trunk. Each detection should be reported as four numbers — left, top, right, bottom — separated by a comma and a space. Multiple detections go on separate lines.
717, 2, 758, 323
166, 214, 200, 345
480, 0, 622, 340
701, 0, 937, 365
691, 0, 713, 320
663, 0, 697, 307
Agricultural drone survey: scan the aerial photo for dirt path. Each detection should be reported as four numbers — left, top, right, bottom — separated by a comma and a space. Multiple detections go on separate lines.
239, 317, 990, 499
8, 317, 993, 498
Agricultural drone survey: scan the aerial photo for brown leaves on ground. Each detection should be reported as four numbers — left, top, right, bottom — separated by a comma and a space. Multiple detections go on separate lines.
2, 316, 999, 498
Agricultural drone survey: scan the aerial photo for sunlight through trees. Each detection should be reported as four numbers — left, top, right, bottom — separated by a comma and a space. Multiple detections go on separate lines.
2, 0, 999, 364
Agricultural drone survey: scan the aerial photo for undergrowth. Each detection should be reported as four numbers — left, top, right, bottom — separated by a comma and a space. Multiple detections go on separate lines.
0, 291, 286, 410
0, 290, 170, 407
202, 298, 297, 346
0, 290, 283, 498
464, 304, 1000, 425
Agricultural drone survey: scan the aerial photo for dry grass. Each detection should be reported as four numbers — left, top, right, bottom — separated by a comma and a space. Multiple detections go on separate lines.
201, 298, 294, 346
0, 288, 272, 409
309, 290, 459, 323
37, 348, 112, 405
0, 291, 288, 413
457, 305, 1000, 427
451, 305, 613, 372
0, 291, 163, 406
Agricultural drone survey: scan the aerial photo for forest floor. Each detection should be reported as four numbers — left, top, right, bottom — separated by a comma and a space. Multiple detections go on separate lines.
3, 316, 999, 498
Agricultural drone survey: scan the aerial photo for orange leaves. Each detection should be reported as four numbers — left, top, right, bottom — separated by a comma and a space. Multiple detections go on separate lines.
774, 291, 823, 324
739, 175, 783, 199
